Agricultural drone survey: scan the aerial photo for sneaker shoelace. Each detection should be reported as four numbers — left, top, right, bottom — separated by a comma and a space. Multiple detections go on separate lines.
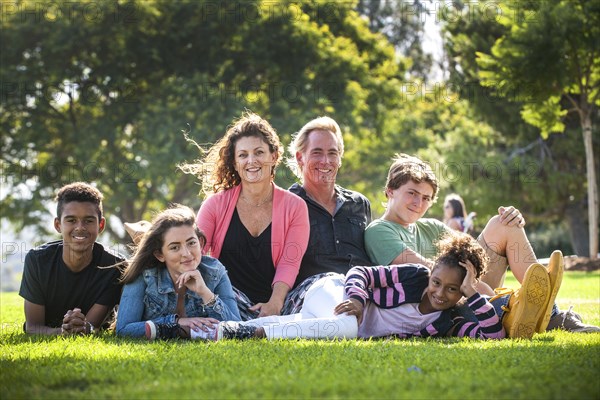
560, 305, 575, 328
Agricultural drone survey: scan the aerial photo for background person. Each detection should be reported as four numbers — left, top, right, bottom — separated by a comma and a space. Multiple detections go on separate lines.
19, 182, 123, 335
443, 193, 476, 234
116, 205, 240, 340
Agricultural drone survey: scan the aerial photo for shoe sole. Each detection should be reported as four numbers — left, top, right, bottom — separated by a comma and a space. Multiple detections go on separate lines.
145, 321, 157, 340
508, 263, 551, 339
536, 250, 564, 333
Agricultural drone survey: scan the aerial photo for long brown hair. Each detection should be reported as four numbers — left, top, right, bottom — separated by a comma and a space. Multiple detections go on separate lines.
119, 204, 206, 284
444, 193, 467, 220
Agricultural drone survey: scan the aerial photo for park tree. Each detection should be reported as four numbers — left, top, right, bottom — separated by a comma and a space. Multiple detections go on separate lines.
1, 0, 403, 243
475, 0, 599, 258
355, 0, 432, 80
439, 0, 597, 256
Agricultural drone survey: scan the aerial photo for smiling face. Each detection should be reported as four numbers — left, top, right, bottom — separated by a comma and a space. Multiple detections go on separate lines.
296, 129, 341, 187
233, 135, 277, 184
421, 263, 464, 313
54, 201, 104, 256
383, 181, 435, 227
153, 225, 202, 279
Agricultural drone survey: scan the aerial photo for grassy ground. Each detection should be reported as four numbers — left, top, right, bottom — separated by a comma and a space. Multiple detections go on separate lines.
1, 271, 599, 399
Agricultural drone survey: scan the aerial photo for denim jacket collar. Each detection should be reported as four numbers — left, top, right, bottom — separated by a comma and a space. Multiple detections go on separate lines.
155, 267, 175, 295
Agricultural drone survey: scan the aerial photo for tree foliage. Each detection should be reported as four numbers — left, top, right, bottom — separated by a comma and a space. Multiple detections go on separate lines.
2, 0, 593, 259
439, 0, 599, 255
355, 0, 432, 79
475, 0, 599, 258
1, 0, 403, 241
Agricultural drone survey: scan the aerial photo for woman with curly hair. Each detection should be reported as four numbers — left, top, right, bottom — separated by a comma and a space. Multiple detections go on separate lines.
180, 112, 310, 320
211, 231, 558, 340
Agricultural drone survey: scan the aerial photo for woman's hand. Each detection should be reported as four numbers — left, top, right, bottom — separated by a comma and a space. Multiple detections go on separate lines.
178, 317, 219, 333
334, 299, 364, 324
250, 282, 288, 317
249, 299, 283, 317
460, 260, 478, 298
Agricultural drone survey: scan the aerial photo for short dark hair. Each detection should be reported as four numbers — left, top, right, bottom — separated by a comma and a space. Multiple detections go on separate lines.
55, 182, 104, 220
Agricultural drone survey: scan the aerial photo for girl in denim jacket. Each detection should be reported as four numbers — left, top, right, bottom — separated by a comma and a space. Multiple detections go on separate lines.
116, 205, 240, 340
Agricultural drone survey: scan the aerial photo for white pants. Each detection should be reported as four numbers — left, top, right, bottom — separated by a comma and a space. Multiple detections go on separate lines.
242, 274, 358, 340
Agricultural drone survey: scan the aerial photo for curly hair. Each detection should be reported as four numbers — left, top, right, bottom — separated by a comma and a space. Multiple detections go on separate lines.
55, 182, 104, 220
433, 230, 488, 281
180, 112, 283, 196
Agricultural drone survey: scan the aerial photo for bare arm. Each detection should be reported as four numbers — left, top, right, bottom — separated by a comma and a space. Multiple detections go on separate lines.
62, 303, 113, 334
85, 303, 113, 330
24, 300, 61, 335
25, 300, 112, 335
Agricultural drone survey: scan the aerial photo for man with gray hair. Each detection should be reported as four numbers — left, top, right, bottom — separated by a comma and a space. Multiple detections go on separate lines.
286, 116, 373, 287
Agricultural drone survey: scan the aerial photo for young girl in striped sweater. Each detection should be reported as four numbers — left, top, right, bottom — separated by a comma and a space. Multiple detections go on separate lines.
202, 231, 552, 341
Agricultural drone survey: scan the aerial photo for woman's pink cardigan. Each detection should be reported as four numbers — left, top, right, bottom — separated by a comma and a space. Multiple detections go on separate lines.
196, 184, 310, 289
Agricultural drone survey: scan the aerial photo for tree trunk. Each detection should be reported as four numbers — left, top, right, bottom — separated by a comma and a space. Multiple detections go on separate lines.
565, 198, 589, 257
581, 109, 599, 259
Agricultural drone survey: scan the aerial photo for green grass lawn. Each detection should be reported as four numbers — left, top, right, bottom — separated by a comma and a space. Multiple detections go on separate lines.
1, 272, 599, 399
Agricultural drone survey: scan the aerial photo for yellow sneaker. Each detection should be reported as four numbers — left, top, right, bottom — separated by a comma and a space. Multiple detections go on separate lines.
502, 263, 551, 339
536, 250, 564, 332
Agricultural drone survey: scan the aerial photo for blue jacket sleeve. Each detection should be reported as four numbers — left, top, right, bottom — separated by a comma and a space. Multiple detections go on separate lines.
115, 275, 177, 338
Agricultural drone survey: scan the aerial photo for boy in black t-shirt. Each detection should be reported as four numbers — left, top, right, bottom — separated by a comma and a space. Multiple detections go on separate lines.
19, 182, 123, 335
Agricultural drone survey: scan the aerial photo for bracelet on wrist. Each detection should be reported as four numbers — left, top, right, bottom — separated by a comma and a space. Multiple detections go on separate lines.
204, 294, 218, 307
84, 321, 95, 335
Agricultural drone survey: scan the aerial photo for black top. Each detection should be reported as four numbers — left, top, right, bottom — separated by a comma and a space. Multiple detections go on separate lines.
19, 240, 123, 327
289, 183, 373, 285
219, 208, 275, 304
